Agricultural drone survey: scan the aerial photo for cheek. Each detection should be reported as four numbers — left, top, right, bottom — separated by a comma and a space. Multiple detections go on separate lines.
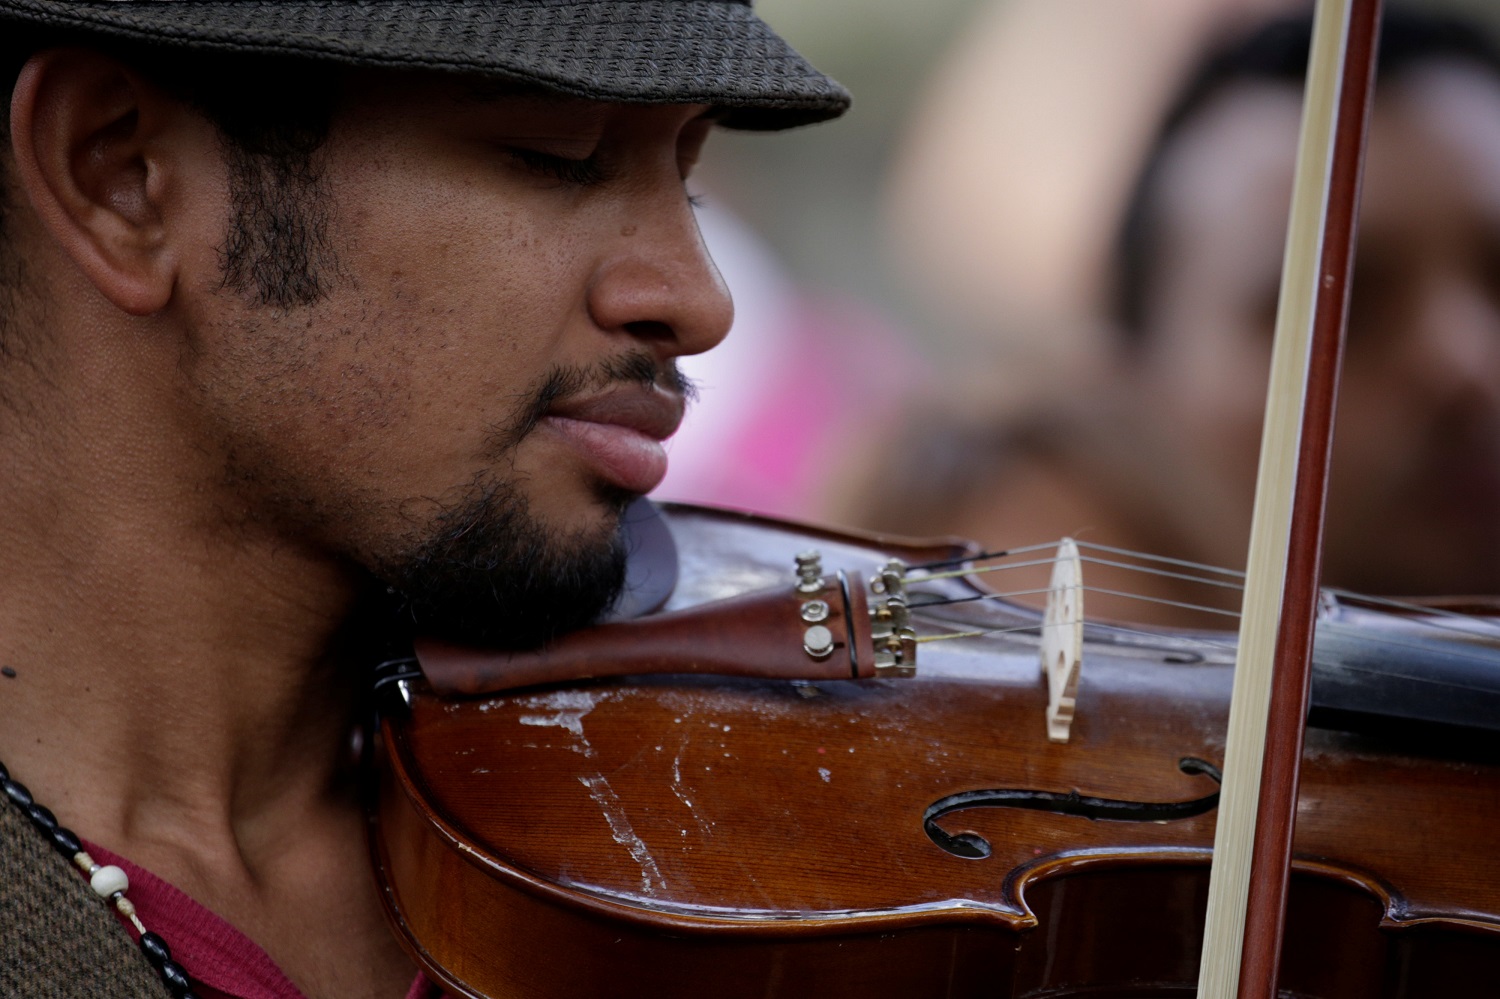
334, 148, 592, 363
326, 199, 587, 440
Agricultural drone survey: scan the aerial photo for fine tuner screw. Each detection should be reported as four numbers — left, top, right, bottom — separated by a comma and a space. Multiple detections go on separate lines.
795, 550, 827, 595
870, 559, 907, 598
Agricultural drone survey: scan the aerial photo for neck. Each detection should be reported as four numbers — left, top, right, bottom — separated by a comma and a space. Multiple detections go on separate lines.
0, 337, 379, 882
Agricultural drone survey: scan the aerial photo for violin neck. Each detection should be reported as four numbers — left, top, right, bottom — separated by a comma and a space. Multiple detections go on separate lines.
1309, 596, 1500, 750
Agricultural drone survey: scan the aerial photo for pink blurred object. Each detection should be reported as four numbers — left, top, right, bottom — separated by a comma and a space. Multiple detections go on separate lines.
655, 205, 921, 520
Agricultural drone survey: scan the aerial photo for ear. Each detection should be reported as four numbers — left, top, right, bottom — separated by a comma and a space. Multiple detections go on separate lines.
8, 49, 189, 315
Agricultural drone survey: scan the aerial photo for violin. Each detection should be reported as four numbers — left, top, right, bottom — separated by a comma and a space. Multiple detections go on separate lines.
367, 0, 1500, 995
368, 501, 1500, 999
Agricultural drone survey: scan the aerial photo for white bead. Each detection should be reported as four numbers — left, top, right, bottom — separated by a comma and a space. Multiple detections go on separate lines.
90, 865, 129, 898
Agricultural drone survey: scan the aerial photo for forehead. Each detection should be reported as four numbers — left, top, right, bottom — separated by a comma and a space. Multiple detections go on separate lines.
1146, 82, 1301, 294
1151, 60, 1500, 260
1151, 83, 1301, 233
1367, 60, 1500, 213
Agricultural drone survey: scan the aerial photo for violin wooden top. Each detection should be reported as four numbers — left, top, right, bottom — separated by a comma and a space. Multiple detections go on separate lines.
387, 639, 1500, 928
372, 506, 1500, 999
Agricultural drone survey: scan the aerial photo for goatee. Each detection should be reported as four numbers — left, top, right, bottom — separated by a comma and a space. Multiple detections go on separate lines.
372, 351, 692, 649
377, 476, 631, 649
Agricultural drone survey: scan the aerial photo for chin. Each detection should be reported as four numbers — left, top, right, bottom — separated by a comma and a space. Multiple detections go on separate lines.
374, 477, 634, 649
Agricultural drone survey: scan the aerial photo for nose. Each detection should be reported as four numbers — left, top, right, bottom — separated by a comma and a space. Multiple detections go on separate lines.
586, 193, 735, 360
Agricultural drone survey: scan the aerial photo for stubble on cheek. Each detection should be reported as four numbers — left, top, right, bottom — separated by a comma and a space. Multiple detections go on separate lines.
184, 294, 634, 648
180, 286, 425, 555
180, 136, 641, 639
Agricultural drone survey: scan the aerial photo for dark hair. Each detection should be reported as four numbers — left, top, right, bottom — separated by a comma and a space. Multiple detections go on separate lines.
1111, 6, 1500, 342
0, 28, 343, 351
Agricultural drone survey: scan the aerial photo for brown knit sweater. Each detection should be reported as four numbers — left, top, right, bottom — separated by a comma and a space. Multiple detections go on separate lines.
0, 800, 169, 998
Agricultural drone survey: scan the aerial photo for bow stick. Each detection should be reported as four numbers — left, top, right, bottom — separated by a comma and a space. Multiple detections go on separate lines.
1196, 1, 1382, 996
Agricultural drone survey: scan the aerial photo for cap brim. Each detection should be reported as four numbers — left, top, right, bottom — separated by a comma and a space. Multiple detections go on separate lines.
0, 0, 850, 129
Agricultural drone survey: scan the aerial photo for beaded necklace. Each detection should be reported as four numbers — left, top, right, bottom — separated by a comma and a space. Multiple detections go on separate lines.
0, 758, 202, 999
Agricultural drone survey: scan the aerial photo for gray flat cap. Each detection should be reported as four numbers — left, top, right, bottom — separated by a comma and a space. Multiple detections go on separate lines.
0, 0, 851, 129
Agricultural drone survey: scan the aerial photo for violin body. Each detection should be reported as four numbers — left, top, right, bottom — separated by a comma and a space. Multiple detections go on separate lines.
371, 504, 1500, 999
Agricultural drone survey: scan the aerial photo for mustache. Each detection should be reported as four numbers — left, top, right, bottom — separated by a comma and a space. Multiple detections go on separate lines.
489, 352, 699, 454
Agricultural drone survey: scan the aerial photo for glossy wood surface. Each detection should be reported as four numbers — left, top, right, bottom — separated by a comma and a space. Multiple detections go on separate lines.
371, 505, 1500, 998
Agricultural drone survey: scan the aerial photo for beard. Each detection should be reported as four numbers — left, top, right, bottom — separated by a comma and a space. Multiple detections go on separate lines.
375, 477, 632, 649
372, 352, 693, 649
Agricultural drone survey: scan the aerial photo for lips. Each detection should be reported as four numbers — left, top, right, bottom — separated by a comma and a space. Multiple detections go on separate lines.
540, 386, 686, 494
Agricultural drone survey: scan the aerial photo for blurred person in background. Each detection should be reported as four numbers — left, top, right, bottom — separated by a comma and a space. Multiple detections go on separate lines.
844, 6, 1500, 625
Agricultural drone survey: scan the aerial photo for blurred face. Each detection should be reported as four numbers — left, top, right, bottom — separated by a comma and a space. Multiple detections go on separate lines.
180, 75, 731, 642
1123, 61, 1500, 595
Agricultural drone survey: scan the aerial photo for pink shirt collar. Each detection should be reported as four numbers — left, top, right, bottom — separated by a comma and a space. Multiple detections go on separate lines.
85, 840, 440, 999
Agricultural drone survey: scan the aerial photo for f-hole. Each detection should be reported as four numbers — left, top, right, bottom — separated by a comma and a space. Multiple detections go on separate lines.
923, 757, 1223, 860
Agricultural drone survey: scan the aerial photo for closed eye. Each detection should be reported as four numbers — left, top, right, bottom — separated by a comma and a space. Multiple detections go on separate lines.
508, 147, 608, 186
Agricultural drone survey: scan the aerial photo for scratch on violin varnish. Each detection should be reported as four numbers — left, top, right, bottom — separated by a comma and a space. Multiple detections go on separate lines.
579, 774, 665, 896
671, 744, 714, 836
514, 690, 665, 895
516, 690, 602, 758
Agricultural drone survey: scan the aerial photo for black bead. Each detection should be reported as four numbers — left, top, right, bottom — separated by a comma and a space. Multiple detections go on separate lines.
2, 778, 32, 808
139, 931, 172, 967
49, 825, 82, 857
158, 959, 192, 997
25, 802, 57, 833
0, 760, 9, 782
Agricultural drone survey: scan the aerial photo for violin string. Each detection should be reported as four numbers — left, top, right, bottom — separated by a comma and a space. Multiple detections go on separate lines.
912, 614, 1239, 655
909, 611, 1500, 692
1301, 642, 1500, 693
910, 592, 1500, 675
903, 541, 1061, 573
910, 584, 1240, 620
1107, 614, 1500, 674
1321, 586, 1500, 641
908, 550, 1248, 594
905, 539, 1248, 579
908, 554, 1077, 583
912, 579, 1242, 633
1079, 620, 1239, 656
902, 538, 1500, 645
904, 549, 1009, 572
1079, 555, 1245, 593
912, 622, 1044, 644
923, 613, 1500, 703
1309, 621, 1500, 672
1072, 540, 1247, 578
908, 585, 1055, 608
1084, 585, 1242, 619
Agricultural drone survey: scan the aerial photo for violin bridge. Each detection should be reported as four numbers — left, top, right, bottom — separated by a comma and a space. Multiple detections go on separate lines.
1041, 538, 1084, 743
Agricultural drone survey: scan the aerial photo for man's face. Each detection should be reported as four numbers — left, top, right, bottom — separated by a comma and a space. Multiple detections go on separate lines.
176, 75, 731, 643
1124, 61, 1500, 595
